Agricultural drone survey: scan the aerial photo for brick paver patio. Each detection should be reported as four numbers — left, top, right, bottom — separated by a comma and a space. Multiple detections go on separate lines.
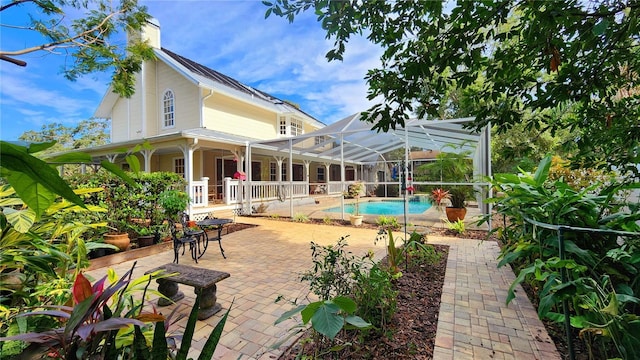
86, 216, 561, 359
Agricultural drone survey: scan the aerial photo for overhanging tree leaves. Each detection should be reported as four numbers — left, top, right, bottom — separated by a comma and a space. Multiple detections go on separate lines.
265, 1, 640, 172
0, 0, 156, 97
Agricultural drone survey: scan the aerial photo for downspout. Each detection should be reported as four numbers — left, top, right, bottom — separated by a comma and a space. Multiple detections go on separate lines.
141, 62, 146, 137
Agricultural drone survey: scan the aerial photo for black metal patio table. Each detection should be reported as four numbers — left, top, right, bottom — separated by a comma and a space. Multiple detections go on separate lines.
196, 218, 232, 259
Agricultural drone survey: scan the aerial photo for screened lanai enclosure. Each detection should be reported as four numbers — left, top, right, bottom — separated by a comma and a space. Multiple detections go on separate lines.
228, 112, 492, 223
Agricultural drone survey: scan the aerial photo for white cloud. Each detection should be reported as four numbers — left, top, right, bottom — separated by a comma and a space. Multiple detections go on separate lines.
1, 72, 95, 115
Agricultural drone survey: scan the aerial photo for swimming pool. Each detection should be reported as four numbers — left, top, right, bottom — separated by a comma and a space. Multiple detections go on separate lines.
325, 199, 432, 215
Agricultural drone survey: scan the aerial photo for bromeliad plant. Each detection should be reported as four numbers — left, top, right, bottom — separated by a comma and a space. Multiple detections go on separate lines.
484, 156, 640, 359
429, 188, 450, 211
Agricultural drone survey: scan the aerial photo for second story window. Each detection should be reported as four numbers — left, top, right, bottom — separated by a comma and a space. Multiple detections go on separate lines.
291, 118, 303, 136
163, 90, 175, 128
279, 115, 304, 136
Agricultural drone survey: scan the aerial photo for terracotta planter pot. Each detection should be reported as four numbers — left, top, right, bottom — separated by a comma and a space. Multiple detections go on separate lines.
445, 207, 467, 222
104, 233, 131, 251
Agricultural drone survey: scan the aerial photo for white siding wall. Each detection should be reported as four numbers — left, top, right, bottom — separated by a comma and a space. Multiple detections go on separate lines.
128, 72, 143, 139
203, 93, 277, 139
144, 61, 158, 136
156, 62, 200, 133
111, 100, 129, 142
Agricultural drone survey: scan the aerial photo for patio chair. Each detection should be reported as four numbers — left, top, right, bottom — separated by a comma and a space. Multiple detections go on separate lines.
179, 212, 207, 254
169, 219, 200, 264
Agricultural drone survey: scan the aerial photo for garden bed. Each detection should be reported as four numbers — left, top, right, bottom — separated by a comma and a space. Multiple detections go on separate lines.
87, 223, 256, 270
279, 244, 449, 359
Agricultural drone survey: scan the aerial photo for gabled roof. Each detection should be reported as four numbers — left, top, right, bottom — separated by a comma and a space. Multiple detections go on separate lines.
161, 48, 281, 105
95, 49, 325, 129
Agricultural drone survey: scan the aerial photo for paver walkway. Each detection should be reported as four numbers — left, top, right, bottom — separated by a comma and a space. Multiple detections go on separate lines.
431, 238, 560, 360
86, 217, 561, 359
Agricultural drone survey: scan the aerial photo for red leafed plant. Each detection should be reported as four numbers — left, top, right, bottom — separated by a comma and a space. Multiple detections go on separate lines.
0, 264, 159, 358
0, 262, 232, 360
430, 188, 450, 210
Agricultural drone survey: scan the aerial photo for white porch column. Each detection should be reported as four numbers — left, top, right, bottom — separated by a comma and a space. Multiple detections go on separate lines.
274, 157, 285, 182
178, 139, 200, 216
106, 154, 118, 163
323, 162, 331, 182
303, 160, 311, 183
231, 149, 245, 172
141, 148, 156, 173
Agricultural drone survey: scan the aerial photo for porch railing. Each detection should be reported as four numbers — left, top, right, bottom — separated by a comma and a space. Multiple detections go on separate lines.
190, 177, 209, 207
223, 178, 310, 204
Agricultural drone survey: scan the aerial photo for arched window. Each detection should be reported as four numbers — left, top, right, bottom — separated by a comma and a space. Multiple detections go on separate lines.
163, 90, 175, 128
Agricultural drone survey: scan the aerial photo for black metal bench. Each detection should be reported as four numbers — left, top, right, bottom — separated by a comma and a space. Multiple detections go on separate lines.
146, 263, 230, 320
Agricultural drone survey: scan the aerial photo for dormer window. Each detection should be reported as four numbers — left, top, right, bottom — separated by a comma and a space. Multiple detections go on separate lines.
278, 115, 303, 137
291, 118, 303, 136
163, 90, 175, 128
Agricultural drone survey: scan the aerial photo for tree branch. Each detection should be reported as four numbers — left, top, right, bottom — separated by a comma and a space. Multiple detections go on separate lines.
0, 55, 26, 66
0, 0, 34, 12
0, 10, 121, 58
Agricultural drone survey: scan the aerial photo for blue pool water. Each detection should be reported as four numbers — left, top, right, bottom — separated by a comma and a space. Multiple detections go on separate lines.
325, 199, 432, 215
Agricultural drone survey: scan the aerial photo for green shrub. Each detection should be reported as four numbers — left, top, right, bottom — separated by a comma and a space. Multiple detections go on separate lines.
486, 156, 640, 359
286, 236, 398, 352
67, 171, 187, 233
351, 263, 398, 331
376, 215, 400, 230
292, 213, 310, 222
443, 218, 465, 234
301, 237, 357, 300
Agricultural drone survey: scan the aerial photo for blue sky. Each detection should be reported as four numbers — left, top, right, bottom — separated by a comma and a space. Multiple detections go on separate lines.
0, 0, 382, 141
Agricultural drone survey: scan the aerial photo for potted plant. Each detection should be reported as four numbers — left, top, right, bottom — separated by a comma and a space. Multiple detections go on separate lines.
416, 143, 473, 221
446, 187, 468, 221
129, 224, 155, 247
346, 182, 365, 226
